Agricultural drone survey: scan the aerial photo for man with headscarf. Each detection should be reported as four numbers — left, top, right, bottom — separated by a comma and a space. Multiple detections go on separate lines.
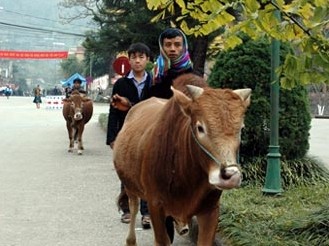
150, 27, 194, 99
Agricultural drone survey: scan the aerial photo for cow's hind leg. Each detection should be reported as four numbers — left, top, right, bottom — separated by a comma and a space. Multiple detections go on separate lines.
126, 194, 139, 246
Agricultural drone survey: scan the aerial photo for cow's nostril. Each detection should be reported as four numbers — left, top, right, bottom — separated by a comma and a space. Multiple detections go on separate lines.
221, 169, 231, 180
221, 166, 239, 180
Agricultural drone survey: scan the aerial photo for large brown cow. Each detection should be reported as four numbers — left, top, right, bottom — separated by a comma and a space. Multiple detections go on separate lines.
113, 74, 251, 246
62, 91, 93, 155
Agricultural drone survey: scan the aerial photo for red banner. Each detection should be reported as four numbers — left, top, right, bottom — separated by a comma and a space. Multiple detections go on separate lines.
0, 50, 68, 59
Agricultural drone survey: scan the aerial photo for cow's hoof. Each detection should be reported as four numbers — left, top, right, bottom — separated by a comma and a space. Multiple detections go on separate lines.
68, 149, 73, 153
77, 150, 83, 155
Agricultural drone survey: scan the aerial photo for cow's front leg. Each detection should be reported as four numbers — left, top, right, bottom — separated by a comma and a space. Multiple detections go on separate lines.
67, 121, 74, 152
77, 124, 84, 155
148, 205, 171, 246
196, 206, 219, 246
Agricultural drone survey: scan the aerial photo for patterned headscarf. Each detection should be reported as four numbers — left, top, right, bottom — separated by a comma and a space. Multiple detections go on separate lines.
153, 28, 192, 84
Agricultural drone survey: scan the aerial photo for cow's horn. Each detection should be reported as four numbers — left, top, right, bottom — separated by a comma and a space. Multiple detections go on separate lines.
233, 88, 252, 101
186, 85, 204, 99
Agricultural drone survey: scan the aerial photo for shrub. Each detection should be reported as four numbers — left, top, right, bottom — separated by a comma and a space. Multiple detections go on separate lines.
208, 37, 311, 162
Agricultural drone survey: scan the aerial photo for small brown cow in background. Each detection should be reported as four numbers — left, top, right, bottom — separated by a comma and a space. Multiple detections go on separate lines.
113, 74, 251, 246
62, 91, 93, 155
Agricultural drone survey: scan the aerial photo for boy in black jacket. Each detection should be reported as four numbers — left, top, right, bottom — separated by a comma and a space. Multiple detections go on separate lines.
106, 42, 151, 229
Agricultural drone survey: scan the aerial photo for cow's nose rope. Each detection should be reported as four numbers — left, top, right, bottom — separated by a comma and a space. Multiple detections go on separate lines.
190, 126, 222, 166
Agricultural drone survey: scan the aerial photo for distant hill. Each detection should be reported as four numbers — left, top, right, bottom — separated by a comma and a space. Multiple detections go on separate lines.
0, 0, 94, 91
0, 0, 92, 51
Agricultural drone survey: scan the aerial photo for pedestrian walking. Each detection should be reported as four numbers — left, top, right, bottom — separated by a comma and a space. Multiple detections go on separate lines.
33, 85, 42, 109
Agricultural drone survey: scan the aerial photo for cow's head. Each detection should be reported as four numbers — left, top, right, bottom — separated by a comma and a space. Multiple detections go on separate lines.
63, 91, 91, 121
173, 85, 251, 190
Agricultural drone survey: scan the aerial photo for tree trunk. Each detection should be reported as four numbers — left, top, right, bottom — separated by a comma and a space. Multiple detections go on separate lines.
190, 35, 208, 77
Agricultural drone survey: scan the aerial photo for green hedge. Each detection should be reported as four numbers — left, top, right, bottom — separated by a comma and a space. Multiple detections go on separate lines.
208, 37, 311, 162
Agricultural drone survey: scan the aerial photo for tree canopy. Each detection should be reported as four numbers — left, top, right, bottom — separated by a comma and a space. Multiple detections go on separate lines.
58, 0, 212, 77
147, 0, 329, 88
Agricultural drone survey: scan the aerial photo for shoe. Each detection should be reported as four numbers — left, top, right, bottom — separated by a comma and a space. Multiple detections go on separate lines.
141, 215, 151, 229
121, 213, 131, 224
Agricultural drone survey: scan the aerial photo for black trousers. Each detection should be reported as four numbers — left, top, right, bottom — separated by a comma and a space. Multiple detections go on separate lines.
120, 183, 149, 216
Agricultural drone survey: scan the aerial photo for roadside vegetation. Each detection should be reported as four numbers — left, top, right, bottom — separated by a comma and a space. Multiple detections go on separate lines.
208, 37, 329, 246
219, 159, 329, 246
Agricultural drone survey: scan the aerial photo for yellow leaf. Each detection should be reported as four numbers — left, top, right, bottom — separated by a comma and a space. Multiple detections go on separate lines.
276, 0, 285, 8
223, 35, 243, 50
175, 0, 185, 9
245, 0, 260, 12
147, 0, 169, 10
299, 3, 314, 20
314, 0, 329, 7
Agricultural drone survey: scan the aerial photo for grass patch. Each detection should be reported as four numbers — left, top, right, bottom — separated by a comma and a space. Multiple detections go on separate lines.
219, 169, 329, 245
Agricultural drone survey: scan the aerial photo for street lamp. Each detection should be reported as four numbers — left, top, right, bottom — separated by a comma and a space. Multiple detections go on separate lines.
262, 6, 283, 194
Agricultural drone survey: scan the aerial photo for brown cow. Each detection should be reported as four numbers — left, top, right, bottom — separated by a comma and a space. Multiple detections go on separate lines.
62, 90, 93, 155
113, 74, 251, 246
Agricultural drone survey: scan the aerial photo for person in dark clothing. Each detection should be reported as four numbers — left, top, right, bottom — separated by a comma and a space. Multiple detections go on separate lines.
151, 27, 194, 99
52, 86, 62, 95
106, 42, 152, 229
65, 78, 87, 98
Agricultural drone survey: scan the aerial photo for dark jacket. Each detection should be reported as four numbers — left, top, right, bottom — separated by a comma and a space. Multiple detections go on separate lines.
65, 87, 86, 98
150, 67, 194, 99
106, 73, 152, 145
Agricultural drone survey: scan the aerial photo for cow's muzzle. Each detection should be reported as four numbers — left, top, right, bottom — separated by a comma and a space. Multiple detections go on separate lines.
209, 164, 242, 190
73, 111, 83, 121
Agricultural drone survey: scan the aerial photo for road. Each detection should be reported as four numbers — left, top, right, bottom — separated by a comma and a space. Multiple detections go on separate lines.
0, 96, 327, 246
0, 96, 192, 246
308, 118, 329, 170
